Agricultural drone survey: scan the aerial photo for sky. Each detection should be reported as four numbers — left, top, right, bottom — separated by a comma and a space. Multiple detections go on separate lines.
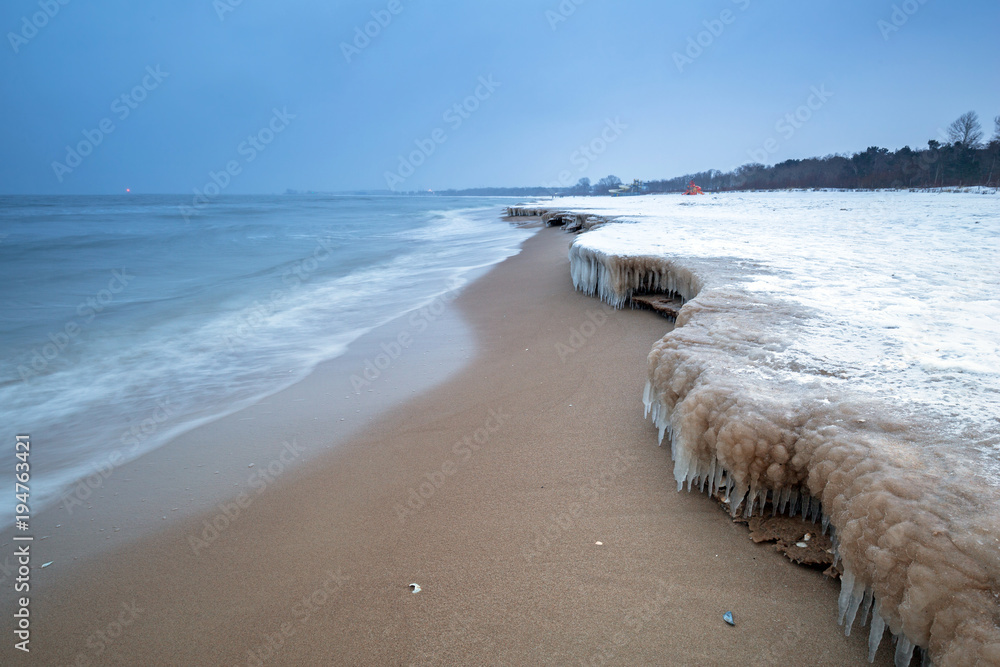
1, 0, 998, 195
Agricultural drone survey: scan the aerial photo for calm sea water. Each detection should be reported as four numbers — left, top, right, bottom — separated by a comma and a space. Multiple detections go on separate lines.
0, 194, 533, 514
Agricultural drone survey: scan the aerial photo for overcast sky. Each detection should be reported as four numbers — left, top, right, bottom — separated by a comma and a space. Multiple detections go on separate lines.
2, 0, 998, 194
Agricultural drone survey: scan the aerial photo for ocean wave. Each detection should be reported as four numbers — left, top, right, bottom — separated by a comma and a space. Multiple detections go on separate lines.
0, 195, 533, 517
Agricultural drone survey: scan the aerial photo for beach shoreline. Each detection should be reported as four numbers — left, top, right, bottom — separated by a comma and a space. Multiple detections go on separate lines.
2, 224, 889, 665
0, 257, 494, 564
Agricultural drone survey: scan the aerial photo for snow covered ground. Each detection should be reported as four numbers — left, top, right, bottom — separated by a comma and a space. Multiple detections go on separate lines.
551, 191, 999, 666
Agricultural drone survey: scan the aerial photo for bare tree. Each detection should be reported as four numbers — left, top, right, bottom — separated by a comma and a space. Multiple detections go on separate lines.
571, 177, 591, 196
594, 175, 622, 194
946, 111, 983, 146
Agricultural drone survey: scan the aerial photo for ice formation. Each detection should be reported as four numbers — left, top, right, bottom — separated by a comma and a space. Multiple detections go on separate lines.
548, 192, 1000, 666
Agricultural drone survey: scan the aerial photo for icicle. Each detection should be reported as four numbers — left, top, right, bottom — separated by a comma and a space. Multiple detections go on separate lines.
844, 581, 866, 636
894, 635, 915, 667
838, 569, 856, 625
744, 485, 757, 518
822, 512, 831, 535
702, 459, 715, 494
647, 402, 660, 431
858, 588, 874, 629
868, 607, 886, 662
730, 482, 747, 517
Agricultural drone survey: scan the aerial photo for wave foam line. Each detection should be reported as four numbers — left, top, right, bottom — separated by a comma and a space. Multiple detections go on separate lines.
567, 237, 1000, 667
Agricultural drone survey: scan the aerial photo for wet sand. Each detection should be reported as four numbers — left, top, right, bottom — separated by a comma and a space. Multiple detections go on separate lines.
3, 226, 891, 665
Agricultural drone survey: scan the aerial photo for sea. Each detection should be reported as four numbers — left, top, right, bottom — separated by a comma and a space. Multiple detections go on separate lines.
0, 194, 534, 516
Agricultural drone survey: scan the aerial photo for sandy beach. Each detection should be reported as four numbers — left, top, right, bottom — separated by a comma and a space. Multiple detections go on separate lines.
3, 224, 892, 666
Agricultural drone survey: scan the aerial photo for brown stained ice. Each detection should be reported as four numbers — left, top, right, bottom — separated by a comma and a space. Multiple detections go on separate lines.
567, 239, 1000, 667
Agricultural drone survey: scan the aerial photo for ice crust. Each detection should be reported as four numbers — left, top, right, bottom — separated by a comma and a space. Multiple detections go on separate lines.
558, 192, 1000, 666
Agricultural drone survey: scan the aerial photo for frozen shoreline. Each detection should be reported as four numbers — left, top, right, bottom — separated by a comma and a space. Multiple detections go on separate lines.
516, 191, 1000, 666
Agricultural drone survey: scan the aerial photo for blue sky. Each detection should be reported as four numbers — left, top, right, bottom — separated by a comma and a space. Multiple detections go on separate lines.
1, 0, 998, 194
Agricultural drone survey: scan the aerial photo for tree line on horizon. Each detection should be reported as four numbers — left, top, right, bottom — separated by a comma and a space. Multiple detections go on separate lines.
647, 111, 999, 192
432, 111, 1000, 196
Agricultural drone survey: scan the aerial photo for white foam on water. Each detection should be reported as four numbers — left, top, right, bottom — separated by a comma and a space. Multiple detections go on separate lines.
0, 197, 534, 517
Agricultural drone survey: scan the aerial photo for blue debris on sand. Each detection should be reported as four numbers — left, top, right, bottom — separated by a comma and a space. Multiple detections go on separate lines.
723, 611, 735, 626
